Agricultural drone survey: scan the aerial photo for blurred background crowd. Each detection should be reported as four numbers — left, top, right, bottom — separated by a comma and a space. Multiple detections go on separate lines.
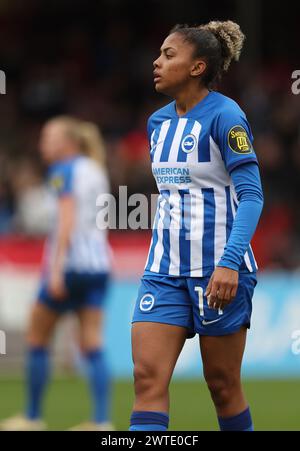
0, 0, 299, 270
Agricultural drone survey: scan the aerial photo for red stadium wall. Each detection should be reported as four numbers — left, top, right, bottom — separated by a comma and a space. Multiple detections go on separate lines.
0, 232, 152, 279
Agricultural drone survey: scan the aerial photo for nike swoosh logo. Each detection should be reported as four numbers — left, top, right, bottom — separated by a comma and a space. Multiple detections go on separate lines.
150, 141, 164, 153
202, 318, 223, 326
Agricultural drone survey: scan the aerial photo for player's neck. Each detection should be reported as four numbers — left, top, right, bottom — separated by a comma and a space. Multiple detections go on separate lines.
174, 85, 209, 117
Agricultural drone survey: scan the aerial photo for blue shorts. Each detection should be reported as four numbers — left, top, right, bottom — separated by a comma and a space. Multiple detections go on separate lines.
132, 273, 257, 337
37, 271, 110, 314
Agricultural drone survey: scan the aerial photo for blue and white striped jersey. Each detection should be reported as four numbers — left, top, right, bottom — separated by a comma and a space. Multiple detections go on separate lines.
144, 91, 258, 277
45, 155, 111, 274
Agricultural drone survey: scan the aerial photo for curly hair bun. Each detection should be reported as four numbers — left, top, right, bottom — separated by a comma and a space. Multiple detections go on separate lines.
200, 20, 245, 72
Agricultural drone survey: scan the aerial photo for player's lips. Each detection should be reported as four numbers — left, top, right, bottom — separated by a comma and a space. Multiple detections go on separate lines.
153, 72, 162, 83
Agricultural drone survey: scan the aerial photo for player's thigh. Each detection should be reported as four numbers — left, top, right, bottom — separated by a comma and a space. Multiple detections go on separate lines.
27, 302, 59, 347
132, 322, 187, 384
77, 307, 103, 351
200, 326, 247, 381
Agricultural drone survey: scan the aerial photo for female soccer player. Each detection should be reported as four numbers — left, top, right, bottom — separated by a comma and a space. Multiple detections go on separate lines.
130, 21, 263, 431
0, 117, 113, 431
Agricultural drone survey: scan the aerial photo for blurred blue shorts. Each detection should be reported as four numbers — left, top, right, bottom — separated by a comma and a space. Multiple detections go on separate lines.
132, 272, 257, 337
37, 271, 110, 314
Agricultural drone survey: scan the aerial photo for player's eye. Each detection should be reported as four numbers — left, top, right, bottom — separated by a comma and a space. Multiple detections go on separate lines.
165, 54, 173, 59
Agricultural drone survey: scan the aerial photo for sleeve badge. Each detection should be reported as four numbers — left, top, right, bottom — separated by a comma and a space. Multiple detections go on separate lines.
228, 125, 253, 154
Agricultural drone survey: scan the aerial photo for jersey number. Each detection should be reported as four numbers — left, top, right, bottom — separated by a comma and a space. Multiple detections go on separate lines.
194, 286, 223, 317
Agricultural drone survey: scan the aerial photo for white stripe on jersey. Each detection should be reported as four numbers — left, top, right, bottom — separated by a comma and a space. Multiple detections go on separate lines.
168, 192, 182, 275
244, 251, 253, 272
186, 121, 202, 164
150, 196, 167, 273
210, 138, 228, 266
249, 243, 258, 270
229, 185, 237, 219
153, 120, 171, 162
150, 129, 156, 148
189, 188, 204, 277
144, 207, 159, 269
144, 235, 154, 270
214, 187, 228, 266
168, 118, 188, 161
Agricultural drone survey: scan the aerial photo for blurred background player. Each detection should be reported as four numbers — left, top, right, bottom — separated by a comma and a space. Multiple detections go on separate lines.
130, 21, 263, 431
0, 117, 113, 431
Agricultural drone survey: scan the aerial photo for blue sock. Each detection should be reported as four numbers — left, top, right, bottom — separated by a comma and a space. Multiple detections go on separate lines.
218, 407, 254, 431
84, 349, 111, 424
25, 346, 50, 420
129, 411, 169, 431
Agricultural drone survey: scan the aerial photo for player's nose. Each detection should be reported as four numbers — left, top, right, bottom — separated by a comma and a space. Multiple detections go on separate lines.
153, 57, 161, 68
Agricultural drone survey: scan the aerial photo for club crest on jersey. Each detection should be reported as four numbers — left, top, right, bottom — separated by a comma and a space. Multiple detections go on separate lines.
181, 134, 197, 153
140, 294, 155, 312
228, 125, 253, 154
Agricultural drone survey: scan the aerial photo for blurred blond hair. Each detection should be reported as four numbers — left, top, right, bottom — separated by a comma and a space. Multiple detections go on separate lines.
47, 116, 106, 167
77, 120, 106, 168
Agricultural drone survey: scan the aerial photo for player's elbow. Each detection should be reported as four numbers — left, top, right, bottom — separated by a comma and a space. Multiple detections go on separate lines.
239, 188, 264, 211
256, 189, 264, 216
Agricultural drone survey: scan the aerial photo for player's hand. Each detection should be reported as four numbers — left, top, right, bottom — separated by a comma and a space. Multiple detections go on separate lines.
48, 271, 67, 301
205, 267, 239, 311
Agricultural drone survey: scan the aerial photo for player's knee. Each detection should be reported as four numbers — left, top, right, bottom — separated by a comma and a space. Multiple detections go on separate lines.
133, 361, 156, 387
26, 330, 49, 348
204, 369, 240, 408
133, 361, 165, 397
26, 324, 47, 347
80, 332, 101, 354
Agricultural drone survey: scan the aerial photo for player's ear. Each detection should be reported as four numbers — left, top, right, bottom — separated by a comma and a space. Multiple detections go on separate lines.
191, 59, 206, 78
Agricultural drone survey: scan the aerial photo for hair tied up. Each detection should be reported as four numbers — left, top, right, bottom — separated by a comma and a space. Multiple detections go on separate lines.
200, 20, 245, 72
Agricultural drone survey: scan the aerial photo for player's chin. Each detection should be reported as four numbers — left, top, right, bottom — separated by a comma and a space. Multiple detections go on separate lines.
154, 81, 172, 96
154, 80, 163, 92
